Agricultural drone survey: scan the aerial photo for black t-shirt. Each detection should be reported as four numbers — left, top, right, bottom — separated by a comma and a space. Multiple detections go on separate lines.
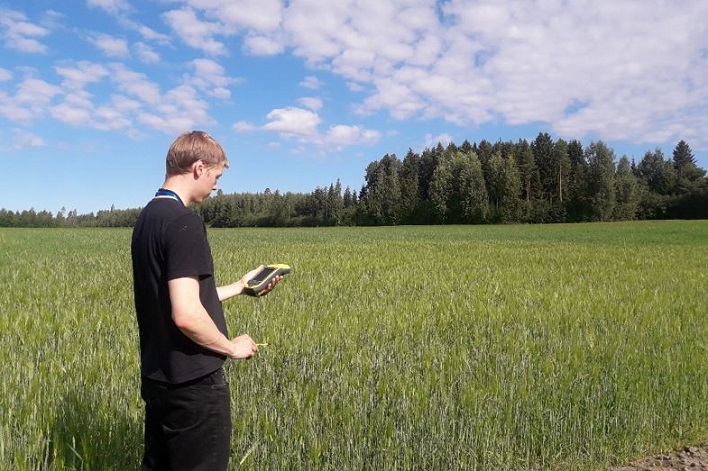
131, 198, 227, 384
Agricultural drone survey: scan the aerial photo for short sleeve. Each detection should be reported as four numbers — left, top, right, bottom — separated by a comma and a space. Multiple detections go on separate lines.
163, 213, 213, 281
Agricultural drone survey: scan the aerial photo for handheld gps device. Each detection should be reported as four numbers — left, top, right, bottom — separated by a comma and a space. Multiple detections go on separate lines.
244, 264, 290, 297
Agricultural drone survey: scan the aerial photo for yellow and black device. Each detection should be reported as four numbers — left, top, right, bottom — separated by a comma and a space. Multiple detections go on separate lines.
244, 264, 290, 297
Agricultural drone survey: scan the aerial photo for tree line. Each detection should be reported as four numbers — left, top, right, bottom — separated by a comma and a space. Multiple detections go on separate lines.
2, 134, 706, 228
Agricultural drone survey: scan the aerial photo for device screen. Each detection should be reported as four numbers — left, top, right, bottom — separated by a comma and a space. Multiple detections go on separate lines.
251, 267, 276, 283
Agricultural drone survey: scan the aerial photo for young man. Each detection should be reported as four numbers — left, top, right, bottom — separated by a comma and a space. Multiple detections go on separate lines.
131, 131, 281, 471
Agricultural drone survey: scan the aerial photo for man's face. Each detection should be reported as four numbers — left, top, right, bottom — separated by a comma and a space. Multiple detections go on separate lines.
196, 161, 226, 203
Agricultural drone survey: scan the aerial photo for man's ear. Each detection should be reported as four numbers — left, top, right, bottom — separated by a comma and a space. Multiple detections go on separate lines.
193, 160, 205, 178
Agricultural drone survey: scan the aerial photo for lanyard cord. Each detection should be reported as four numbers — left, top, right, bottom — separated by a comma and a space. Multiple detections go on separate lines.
154, 188, 184, 205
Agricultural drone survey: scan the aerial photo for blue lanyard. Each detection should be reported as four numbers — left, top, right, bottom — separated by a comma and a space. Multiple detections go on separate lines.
154, 188, 184, 205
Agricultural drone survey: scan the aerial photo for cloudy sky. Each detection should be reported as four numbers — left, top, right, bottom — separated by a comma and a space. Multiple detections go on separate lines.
1, 0, 707, 214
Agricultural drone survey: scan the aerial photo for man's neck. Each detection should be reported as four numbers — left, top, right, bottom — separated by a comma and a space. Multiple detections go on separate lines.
160, 178, 191, 206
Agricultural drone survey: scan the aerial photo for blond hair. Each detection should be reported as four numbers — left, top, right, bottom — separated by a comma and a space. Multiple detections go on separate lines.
165, 131, 228, 176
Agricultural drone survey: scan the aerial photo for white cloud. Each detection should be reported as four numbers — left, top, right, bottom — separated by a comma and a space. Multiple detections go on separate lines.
134, 42, 160, 63
345, 82, 362, 93
233, 120, 256, 132
173, 0, 284, 55
297, 97, 323, 111
48, 87, 136, 131
300, 75, 322, 90
109, 94, 142, 113
55, 61, 110, 89
89, 33, 129, 58
0, 68, 12, 81
326, 125, 380, 147
261, 105, 380, 149
213, 0, 283, 31
243, 34, 284, 56
93, 104, 132, 130
0, 9, 51, 53
0, 52, 223, 139
187, 58, 238, 99
4, 0, 707, 156
12, 128, 45, 149
191, 58, 224, 77
109, 64, 162, 105
268, 0, 708, 149
163, 7, 226, 55
424, 133, 454, 150
263, 107, 321, 138
15, 78, 62, 108
0, 101, 34, 122
138, 105, 208, 136
157, 84, 214, 130
51, 93, 94, 126
136, 24, 170, 43
0, 77, 60, 122
358, 76, 426, 120
86, 0, 131, 15
280, 1, 351, 65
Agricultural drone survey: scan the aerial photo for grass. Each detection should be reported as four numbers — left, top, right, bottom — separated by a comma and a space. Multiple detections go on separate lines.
1, 221, 708, 470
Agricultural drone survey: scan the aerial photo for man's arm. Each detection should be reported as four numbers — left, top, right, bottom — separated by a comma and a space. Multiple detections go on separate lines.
216, 265, 283, 301
169, 276, 257, 359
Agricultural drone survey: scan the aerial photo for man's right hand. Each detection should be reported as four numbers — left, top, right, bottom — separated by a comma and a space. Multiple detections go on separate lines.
229, 334, 258, 359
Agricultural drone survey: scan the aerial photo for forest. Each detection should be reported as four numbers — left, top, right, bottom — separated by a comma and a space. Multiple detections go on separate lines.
2, 134, 706, 228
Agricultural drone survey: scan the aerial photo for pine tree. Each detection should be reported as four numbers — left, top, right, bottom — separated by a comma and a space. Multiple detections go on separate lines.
614, 156, 641, 220
399, 149, 421, 223
531, 132, 555, 202
565, 140, 589, 221
487, 152, 522, 222
430, 151, 488, 223
361, 154, 402, 225
515, 139, 539, 202
553, 139, 571, 203
672, 140, 706, 193
636, 148, 675, 195
586, 141, 616, 221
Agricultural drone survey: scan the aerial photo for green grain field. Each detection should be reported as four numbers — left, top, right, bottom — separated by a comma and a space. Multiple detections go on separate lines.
2, 221, 708, 471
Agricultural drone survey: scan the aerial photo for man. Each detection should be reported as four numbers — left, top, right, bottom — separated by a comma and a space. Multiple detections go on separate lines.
131, 130, 281, 471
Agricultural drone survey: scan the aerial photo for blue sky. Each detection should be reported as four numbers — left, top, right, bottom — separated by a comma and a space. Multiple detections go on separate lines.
1, 0, 707, 214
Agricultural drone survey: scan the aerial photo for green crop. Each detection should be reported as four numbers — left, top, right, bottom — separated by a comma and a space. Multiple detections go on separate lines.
2, 221, 707, 470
